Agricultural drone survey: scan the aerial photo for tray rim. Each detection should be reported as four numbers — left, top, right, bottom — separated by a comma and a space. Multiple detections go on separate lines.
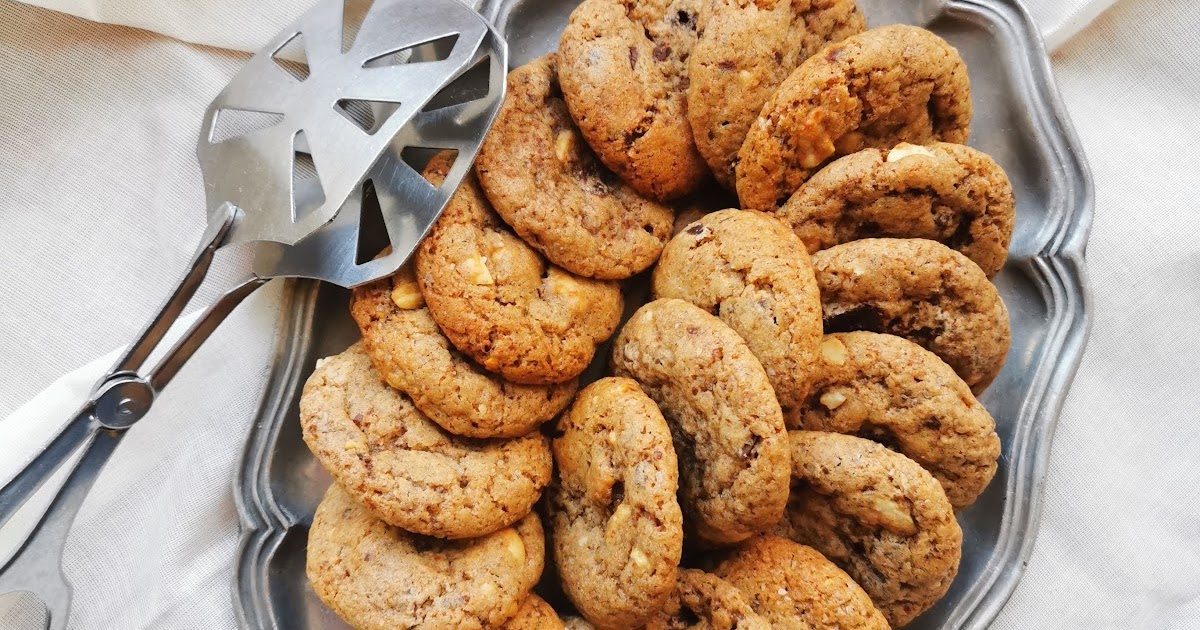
231, 0, 1094, 626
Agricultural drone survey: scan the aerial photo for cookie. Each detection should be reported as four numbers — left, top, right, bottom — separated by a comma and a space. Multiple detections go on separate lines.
558, 0, 710, 200
563, 617, 597, 630
550, 377, 684, 630
687, 0, 865, 187
306, 485, 545, 630
801, 332, 1001, 507
778, 142, 1015, 277
736, 24, 972, 210
416, 152, 624, 385
611, 299, 789, 545
642, 569, 771, 629
776, 431, 962, 628
714, 536, 889, 630
652, 209, 823, 421
351, 262, 578, 439
475, 55, 674, 280
812, 238, 1010, 392
503, 595, 565, 629
299, 344, 552, 539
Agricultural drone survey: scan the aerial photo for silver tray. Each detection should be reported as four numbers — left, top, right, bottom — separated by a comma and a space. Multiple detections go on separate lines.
232, 0, 1093, 627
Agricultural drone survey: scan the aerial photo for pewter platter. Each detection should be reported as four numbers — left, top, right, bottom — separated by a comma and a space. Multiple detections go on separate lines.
232, 0, 1093, 627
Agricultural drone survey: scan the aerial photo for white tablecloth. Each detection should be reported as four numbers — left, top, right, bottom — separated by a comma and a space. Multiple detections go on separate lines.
1, 0, 1197, 627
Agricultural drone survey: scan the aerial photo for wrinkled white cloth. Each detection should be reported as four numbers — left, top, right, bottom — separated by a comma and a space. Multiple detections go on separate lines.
0, 0, 1198, 628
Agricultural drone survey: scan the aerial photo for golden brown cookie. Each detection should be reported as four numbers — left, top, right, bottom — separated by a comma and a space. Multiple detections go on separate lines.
652, 209, 823, 421
476, 55, 674, 279
801, 332, 1001, 508
776, 431, 962, 628
812, 238, 1010, 392
558, 0, 710, 200
550, 378, 684, 630
714, 536, 889, 630
778, 142, 1015, 277
687, 0, 866, 188
563, 617, 597, 630
737, 25, 972, 210
503, 595, 566, 629
299, 344, 552, 539
351, 262, 578, 439
611, 299, 789, 545
642, 569, 771, 629
306, 485, 545, 630
415, 153, 624, 385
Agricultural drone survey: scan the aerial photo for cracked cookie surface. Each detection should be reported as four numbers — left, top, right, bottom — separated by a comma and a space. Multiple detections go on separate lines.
642, 569, 771, 629
502, 595, 565, 629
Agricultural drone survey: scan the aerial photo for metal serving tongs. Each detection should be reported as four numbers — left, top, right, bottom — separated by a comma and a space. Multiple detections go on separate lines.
0, 0, 505, 626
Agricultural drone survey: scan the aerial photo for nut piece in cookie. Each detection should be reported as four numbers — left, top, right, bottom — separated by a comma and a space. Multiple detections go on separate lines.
737, 24, 972, 210
642, 569, 771, 629
299, 344, 552, 539
800, 332, 1001, 508
550, 377, 684, 630
558, 0, 710, 200
306, 485, 545, 630
778, 142, 1015, 277
611, 299, 789, 545
652, 209, 823, 422
687, 0, 865, 188
812, 238, 1010, 392
776, 431, 963, 628
502, 595, 565, 629
476, 55, 674, 280
416, 153, 624, 385
715, 535, 889, 630
563, 617, 598, 630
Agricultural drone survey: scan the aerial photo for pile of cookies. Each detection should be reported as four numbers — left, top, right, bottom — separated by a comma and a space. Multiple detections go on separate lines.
300, 0, 1014, 627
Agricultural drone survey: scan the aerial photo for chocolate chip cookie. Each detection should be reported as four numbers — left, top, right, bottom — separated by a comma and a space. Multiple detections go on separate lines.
688, 0, 865, 188
416, 153, 624, 385
652, 209, 823, 421
776, 431, 962, 628
351, 262, 578, 438
550, 377, 684, 630
476, 55, 674, 279
306, 485, 545, 630
801, 332, 1001, 508
714, 536, 889, 630
558, 0, 710, 200
642, 569, 771, 629
737, 24, 972, 210
611, 299, 789, 545
300, 344, 552, 539
812, 238, 1010, 392
503, 595, 566, 629
778, 142, 1015, 277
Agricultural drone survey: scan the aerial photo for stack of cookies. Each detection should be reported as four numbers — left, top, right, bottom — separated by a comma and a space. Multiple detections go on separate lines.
300, 0, 1014, 628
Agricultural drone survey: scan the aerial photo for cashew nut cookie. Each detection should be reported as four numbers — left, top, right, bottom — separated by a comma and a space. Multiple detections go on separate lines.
299, 344, 552, 539
415, 153, 624, 385
558, 0, 710, 200
801, 332, 1001, 508
775, 431, 962, 628
550, 377, 684, 630
652, 209, 823, 421
611, 299, 789, 545
812, 238, 1010, 392
642, 569, 771, 630
736, 24, 972, 210
306, 485, 545, 630
503, 595, 566, 629
778, 142, 1015, 277
475, 55, 674, 280
714, 536, 889, 630
687, 0, 866, 188
351, 262, 578, 439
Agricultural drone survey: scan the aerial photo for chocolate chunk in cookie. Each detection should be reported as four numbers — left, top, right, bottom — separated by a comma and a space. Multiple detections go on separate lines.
550, 377, 684, 630
611, 299, 789, 545
503, 595, 566, 629
300, 344, 552, 539
476, 55, 674, 279
306, 485, 545, 630
737, 25, 972, 210
778, 142, 1015, 277
812, 238, 1010, 392
776, 431, 962, 628
642, 569, 771, 629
